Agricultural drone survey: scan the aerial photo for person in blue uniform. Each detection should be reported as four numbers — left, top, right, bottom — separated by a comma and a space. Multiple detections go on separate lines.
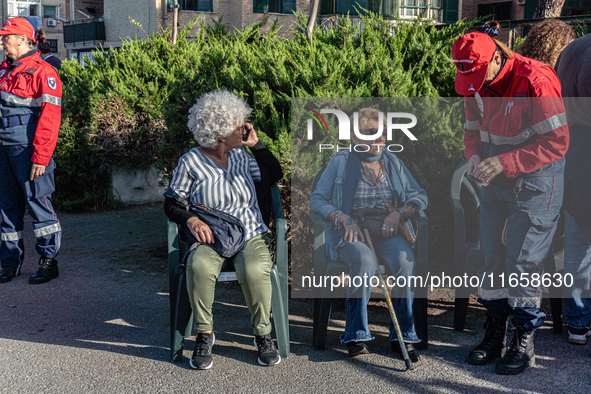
0, 17, 63, 284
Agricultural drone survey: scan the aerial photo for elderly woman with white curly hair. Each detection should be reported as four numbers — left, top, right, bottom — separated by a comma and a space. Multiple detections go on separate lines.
163, 90, 283, 370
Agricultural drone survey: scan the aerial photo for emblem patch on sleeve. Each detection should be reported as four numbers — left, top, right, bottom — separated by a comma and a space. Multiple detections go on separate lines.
47, 77, 57, 90
0, 70, 5, 78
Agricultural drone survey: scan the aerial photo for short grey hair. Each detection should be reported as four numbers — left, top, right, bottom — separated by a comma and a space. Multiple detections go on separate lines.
349, 108, 386, 132
187, 90, 252, 149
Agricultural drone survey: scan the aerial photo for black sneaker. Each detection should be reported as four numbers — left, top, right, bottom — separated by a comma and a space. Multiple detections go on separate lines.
0, 267, 20, 283
346, 341, 369, 357
254, 334, 281, 366
29, 257, 59, 285
190, 332, 215, 370
391, 341, 420, 363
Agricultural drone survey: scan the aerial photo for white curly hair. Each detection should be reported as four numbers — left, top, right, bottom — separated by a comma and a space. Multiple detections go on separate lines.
187, 90, 252, 149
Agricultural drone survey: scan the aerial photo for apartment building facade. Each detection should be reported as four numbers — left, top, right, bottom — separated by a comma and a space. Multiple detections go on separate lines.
29, 0, 312, 59
102, 0, 310, 47
2, 0, 468, 61
0, 0, 102, 60
461, 0, 591, 23
72, 0, 462, 55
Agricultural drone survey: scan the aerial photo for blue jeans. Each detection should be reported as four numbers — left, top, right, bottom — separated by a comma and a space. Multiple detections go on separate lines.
336, 235, 420, 344
564, 218, 591, 330
478, 176, 562, 330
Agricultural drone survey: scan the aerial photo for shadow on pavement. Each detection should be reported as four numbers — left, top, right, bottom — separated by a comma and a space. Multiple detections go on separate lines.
1, 205, 589, 393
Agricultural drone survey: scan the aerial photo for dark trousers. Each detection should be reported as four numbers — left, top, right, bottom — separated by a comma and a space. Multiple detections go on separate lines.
0, 144, 61, 269
478, 175, 563, 330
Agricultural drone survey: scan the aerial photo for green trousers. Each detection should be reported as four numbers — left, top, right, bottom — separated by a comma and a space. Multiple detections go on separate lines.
186, 233, 273, 336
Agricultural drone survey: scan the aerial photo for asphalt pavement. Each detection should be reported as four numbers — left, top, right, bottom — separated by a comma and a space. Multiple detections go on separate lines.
0, 204, 589, 394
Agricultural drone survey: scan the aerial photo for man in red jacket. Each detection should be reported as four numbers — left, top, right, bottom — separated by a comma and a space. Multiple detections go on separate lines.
0, 17, 62, 284
453, 26, 569, 375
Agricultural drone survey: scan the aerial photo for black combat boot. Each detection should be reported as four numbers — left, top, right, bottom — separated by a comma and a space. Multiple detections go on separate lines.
0, 266, 20, 283
29, 257, 59, 284
495, 326, 536, 375
468, 315, 509, 365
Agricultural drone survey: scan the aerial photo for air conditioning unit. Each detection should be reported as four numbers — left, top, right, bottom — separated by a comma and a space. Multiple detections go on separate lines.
516, 0, 526, 5
47, 19, 57, 27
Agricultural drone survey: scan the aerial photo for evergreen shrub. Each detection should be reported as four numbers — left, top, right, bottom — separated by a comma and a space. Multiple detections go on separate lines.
58, 13, 474, 268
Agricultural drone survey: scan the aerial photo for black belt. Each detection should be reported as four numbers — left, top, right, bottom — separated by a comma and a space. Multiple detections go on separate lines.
1, 114, 38, 129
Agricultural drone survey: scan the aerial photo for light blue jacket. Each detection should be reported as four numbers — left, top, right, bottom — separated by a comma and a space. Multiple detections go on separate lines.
309, 150, 428, 260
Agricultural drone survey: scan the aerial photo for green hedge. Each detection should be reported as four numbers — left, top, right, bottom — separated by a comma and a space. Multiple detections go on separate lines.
57, 13, 474, 267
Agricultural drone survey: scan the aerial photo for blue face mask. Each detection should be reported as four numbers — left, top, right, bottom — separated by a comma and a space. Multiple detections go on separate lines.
357, 150, 383, 162
354, 126, 386, 162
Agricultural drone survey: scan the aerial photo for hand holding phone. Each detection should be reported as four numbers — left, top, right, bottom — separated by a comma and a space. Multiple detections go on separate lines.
242, 124, 251, 141
241, 123, 260, 147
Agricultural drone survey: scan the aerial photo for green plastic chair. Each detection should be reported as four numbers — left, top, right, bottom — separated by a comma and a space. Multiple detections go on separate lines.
311, 166, 430, 350
167, 184, 289, 361
451, 160, 565, 333
450, 160, 485, 331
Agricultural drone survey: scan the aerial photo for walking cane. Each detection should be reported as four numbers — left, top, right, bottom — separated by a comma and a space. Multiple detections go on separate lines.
357, 216, 415, 371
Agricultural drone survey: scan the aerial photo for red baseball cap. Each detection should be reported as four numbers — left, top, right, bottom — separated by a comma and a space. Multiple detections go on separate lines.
452, 32, 497, 96
0, 17, 36, 42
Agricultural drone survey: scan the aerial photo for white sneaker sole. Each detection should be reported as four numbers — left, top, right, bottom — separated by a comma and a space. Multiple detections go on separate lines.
254, 338, 281, 366
189, 358, 213, 370
189, 333, 215, 370
567, 330, 591, 345
257, 355, 281, 366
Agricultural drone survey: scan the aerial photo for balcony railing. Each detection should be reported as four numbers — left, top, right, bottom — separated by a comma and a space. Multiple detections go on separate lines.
63, 18, 105, 47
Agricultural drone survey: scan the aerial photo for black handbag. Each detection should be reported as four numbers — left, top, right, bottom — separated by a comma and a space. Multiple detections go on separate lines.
180, 204, 246, 258
351, 207, 416, 244
351, 208, 390, 236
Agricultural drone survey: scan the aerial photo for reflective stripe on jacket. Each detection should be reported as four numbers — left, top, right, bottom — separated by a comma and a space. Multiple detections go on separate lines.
463, 53, 569, 179
0, 50, 62, 166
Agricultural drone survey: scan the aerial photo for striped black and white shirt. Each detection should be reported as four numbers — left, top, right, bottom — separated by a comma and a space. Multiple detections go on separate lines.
165, 147, 268, 241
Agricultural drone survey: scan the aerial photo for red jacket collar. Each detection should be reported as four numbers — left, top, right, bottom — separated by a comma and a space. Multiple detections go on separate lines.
5, 49, 40, 68
483, 55, 515, 96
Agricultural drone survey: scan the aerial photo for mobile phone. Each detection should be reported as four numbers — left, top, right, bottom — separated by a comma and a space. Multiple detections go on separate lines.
242, 125, 251, 141
466, 173, 483, 184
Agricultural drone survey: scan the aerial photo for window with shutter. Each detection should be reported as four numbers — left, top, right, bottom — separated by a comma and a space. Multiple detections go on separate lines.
254, 0, 297, 13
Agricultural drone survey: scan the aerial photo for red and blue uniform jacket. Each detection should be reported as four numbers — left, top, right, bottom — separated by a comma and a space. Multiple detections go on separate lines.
0, 49, 62, 166
464, 53, 569, 182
